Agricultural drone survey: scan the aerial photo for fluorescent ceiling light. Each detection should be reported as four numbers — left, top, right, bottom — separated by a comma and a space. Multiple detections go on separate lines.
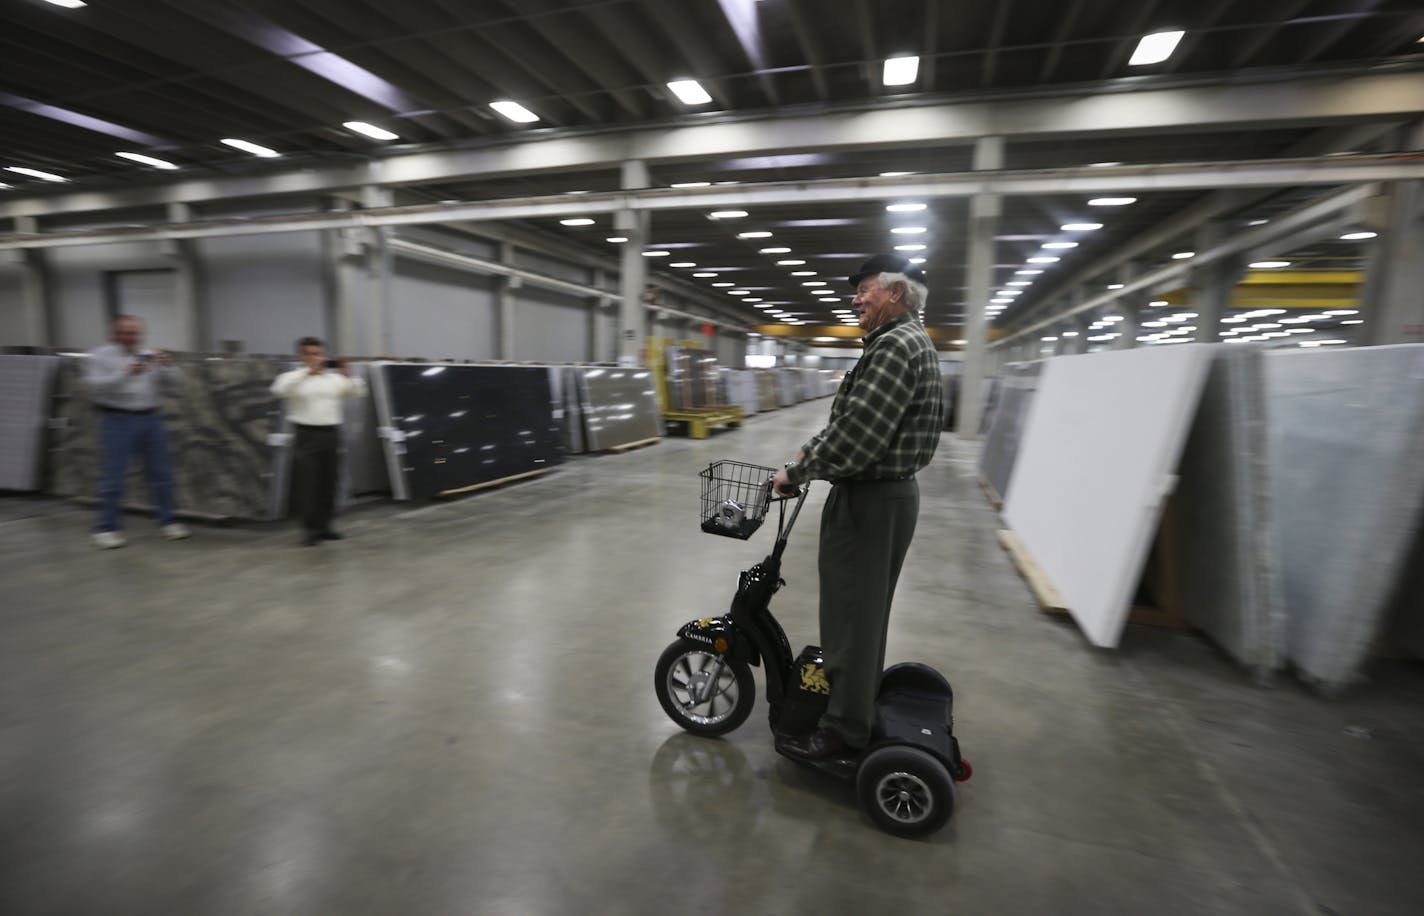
1172, 251, 1195, 260
1149, 299, 1169, 306
1089, 197, 1136, 206
894, 244, 926, 251
712, 282, 735, 287
116, 151, 177, 170
1249, 260, 1291, 269
642, 250, 670, 257
559, 217, 595, 226
760, 247, 791, 254
4, 166, 67, 182
1106, 283, 1124, 289
342, 120, 399, 141
1061, 331, 1079, 338
997, 290, 1023, 297
728, 290, 750, 295
1062, 223, 1102, 231
43, 0, 87, 7
883, 55, 920, 86
1006, 281, 1032, 287
1340, 319, 1364, 325
1026, 256, 1059, 264
1323, 309, 1359, 316
791, 271, 817, 276
1129, 30, 1185, 66
880, 171, 915, 177
1042, 242, 1078, 249
606, 236, 629, 243
671, 181, 711, 189
1340, 231, 1377, 240
666, 79, 713, 105
1248, 219, 1269, 226
709, 210, 748, 219
777, 259, 805, 266
1016, 269, 1044, 275
221, 138, 280, 158
990, 299, 1013, 305
909, 257, 926, 264
490, 100, 539, 123
802, 281, 827, 287
670, 262, 697, 268
886, 202, 926, 212
1089, 162, 1121, 168
738, 231, 772, 239
693, 272, 718, 278
891, 227, 926, 235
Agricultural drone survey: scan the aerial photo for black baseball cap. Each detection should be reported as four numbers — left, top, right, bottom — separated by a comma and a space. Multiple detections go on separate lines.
848, 253, 927, 289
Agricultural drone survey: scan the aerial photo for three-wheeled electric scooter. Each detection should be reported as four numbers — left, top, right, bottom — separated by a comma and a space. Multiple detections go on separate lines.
654, 460, 971, 838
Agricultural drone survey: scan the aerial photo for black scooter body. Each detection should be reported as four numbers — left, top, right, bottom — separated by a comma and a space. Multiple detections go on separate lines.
678, 554, 968, 783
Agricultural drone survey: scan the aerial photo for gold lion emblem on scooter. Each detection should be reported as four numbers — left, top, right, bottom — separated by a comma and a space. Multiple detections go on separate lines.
799, 663, 830, 695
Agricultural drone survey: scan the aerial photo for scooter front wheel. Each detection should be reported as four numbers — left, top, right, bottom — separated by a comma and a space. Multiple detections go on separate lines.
655, 639, 755, 737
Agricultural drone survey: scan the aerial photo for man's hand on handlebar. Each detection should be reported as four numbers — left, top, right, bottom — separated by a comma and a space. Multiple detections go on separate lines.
772, 466, 797, 497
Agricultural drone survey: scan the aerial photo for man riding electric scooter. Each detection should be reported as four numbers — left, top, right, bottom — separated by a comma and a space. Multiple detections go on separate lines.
771, 253, 943, 762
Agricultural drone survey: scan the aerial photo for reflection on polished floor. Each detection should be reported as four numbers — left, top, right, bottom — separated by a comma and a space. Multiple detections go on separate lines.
2, 401, 1421, 916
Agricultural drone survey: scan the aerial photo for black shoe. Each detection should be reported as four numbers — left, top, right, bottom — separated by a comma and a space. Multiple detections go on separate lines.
302, 531, 321, 547
777, 727, 855, 762
319, 530, 345, 541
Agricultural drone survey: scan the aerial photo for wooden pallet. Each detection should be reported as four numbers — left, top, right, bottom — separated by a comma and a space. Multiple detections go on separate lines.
978, 474, 1003, 510
663, 406, 744, 440
605, 436, 663, 454
997, 528, 1190, 629
437, 466, 556, 497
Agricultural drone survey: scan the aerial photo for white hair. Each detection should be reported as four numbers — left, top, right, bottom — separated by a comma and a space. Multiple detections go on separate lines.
877, 272, 928, 313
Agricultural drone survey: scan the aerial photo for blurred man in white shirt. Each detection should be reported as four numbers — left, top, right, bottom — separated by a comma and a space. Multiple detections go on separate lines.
271, 336, 367, 546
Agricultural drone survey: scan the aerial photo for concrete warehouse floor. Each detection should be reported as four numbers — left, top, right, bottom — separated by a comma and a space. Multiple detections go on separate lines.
1, 400, 1421, 916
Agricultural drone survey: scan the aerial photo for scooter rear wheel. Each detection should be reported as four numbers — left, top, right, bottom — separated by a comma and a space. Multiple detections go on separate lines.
856, 745, 955, 838
655, 639, 756, 737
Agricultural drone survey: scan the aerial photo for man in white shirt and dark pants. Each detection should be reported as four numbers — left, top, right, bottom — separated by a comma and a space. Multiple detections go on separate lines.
271, 336, 367, 546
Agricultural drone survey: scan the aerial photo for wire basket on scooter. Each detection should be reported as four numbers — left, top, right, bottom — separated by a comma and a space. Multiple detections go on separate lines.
699, 459, 778, 539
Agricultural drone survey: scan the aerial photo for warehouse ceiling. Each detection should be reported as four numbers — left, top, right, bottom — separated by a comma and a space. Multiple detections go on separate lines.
2, 0, 1423, 337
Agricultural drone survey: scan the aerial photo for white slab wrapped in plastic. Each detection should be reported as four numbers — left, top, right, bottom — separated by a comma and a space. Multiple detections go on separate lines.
720, 368, 760, 417
1003, 345, 1215, 648
1266, 344, 1424, 690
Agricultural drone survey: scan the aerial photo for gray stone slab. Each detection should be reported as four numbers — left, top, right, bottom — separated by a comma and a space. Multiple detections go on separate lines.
1173, 347, 1282, 677
1266, 344, 1424, 690
577, 366, 663, 451
0, 355, 58, 491
48, 353, 287, 520
977, 360, 1043, 503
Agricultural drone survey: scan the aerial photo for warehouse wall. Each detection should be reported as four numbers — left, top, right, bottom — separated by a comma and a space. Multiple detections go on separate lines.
201, 232, 328, 355
0, 268, 27, 345
514, 286, 591, 362
47, 242, 170, 348
389, 257, 497, 360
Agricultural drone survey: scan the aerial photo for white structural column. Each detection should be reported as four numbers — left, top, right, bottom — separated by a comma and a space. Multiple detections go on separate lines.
1113, 264, 1141, 350
955, 136, 1003, 439
1061, 313, 1089, 355
617, 159, 650, 365
1188, 222, 1242, 344
8, 216, 50, 346
589, 268, 612, 362
497, 242, 519, 360
332, 189, 394, 357
163, 202, 205, 350
1360, 179, 1424, 346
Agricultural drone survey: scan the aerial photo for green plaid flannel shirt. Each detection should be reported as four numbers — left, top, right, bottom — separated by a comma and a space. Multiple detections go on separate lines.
785, 311, 943, 485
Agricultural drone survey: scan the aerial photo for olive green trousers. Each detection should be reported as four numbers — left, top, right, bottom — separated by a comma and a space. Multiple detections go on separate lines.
816, 478, 920, 747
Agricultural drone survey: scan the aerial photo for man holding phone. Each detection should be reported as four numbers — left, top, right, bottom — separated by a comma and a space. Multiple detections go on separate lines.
271, 336, 367, 546
84, 314, 190, 548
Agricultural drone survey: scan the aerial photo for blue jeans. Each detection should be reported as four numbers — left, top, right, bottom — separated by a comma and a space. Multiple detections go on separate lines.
96, 411, 177, 532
